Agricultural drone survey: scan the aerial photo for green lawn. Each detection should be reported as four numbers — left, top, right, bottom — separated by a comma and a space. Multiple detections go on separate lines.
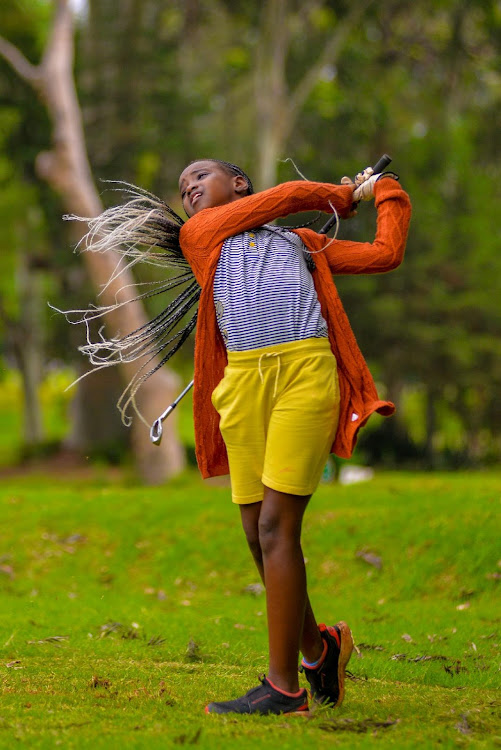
0, 470, 499, 748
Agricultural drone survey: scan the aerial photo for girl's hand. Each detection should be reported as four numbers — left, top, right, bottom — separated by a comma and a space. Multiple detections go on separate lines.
342, 162, 396, 206
345, 166, 378, 202
342, 167, 378, 211
354, 167, 374, 186
341, 166, 374, 188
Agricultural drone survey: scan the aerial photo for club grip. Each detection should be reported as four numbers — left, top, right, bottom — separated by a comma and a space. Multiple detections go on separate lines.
371, 153, 392, 174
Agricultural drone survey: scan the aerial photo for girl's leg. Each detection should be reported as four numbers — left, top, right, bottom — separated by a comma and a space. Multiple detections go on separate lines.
240, 489, 324, 693
240, 501, 324, 666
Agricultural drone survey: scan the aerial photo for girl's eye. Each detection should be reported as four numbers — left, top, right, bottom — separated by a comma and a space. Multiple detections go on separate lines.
180, 171, 209, 197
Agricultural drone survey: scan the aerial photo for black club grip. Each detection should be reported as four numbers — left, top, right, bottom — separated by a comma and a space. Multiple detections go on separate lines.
371, 153, 392, 174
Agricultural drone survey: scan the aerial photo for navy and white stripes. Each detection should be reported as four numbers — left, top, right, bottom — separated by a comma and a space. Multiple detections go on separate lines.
213, 225, 328, 351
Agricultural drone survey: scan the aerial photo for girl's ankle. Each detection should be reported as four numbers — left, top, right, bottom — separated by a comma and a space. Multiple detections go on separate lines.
266, 672, 301, 695
301, 637, 328, 669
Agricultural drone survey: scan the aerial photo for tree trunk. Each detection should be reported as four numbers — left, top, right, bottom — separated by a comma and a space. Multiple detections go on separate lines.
0, 0, 185, 482
65, 366, 129, 457
254, 0, 290, 189
16, 254, 45, 447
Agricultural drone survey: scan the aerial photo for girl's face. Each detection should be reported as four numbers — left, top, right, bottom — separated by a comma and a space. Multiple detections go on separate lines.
179, 161, 247, 217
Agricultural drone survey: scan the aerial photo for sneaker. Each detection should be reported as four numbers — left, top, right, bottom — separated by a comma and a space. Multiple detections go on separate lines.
300, 621, 353, 706
205, 675, 309, 715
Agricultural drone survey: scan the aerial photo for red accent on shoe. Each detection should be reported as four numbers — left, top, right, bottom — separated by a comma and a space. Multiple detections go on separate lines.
266, 677, 306, 699
251, 693, 272, 705
205, 705, 210, 713
317, 637, 329, 666
319, 622, 341, 649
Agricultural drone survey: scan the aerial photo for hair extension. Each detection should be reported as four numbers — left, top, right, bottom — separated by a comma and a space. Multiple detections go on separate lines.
58, 181, 200, 425
66, 181, 187, 266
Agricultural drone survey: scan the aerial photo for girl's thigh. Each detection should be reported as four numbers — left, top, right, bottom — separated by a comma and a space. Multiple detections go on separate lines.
262, 354, 340, 496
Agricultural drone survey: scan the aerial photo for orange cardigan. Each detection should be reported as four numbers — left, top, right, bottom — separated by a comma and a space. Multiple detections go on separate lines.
179, 178, 411, 479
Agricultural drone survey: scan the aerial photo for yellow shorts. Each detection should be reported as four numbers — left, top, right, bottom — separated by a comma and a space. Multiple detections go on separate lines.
211, 338, 340, 504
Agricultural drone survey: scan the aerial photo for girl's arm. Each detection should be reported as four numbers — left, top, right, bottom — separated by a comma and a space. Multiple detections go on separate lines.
301, 178, 411, 275
180, 180, 355, 251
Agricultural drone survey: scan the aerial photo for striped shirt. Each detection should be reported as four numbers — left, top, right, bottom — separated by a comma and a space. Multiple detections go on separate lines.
213, 225, 328, 351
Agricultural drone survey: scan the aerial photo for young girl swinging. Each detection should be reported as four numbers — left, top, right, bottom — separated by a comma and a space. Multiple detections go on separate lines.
67, 158, 411, 715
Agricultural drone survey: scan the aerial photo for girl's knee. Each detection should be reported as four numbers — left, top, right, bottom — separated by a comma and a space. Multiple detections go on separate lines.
258, 511, 279, 545
258, 510, 298, 555
258, 489, 309, 554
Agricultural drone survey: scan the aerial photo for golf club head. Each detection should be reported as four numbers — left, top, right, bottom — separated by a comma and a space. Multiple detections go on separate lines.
150, 418, 163, 446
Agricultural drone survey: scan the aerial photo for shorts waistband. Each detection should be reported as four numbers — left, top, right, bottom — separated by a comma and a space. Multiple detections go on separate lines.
226, 337, 332, 369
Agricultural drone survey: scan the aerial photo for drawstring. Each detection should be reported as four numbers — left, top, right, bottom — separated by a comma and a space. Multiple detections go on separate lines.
258, 352, 283, 398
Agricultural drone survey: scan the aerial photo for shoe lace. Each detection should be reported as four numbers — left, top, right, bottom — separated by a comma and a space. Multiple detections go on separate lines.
244, 675, 268, 698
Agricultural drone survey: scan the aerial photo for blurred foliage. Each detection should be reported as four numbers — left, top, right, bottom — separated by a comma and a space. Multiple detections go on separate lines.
0, 0, 500, 468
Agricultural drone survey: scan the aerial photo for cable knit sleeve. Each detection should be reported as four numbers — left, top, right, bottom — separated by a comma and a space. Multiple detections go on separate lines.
319, 179, 411, 275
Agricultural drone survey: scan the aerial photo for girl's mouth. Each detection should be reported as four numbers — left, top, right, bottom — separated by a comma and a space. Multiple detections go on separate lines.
191, 191, 202, 207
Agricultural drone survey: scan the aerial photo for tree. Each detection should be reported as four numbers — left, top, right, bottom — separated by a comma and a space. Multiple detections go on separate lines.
0, 0, 185, 482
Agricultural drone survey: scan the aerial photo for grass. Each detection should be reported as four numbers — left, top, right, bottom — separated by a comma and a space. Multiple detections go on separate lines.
0, 469, 499, 748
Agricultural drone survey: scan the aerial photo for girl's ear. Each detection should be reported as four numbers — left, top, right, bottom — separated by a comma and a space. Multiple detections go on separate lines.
234, 175, 249, 195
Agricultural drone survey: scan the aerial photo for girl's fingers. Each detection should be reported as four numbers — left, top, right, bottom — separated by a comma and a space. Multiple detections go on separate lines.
354, 167, 374, 186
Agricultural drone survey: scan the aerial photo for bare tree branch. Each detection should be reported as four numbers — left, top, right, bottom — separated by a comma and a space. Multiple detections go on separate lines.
0, 35, 42, 88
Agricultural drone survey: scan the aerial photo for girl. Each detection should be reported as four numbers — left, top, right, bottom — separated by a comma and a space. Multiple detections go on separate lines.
69, 159, 411, 715
177, 160, 410, 715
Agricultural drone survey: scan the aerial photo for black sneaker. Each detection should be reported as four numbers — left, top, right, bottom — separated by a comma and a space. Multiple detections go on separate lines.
205, 675, 309, 715
300, 621, 353, 706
